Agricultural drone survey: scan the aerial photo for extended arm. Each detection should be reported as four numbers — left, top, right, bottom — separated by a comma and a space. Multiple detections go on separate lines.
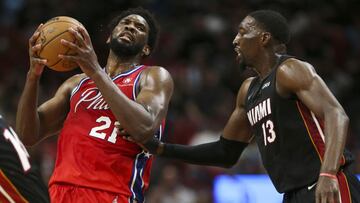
277, 58, 348, 202
144, 78, 254, 168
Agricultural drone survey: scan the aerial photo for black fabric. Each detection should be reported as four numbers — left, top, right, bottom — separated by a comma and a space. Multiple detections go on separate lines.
161, 136, 248, 168
0, 116, 50, 202
143, 137, 161, 154
283, 166, 360, 203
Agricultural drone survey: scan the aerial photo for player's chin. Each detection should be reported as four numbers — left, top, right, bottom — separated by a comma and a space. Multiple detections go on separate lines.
235, 53, 244, 64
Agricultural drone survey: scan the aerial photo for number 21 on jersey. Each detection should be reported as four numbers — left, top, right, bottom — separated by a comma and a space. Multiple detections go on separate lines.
261, 119, 276, 146
89, 116, 119, 143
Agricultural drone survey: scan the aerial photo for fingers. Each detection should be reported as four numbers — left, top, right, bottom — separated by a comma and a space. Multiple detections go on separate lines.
119, 129, 128, 135
61, 39, 82, 53
29, 43, 42, 57
58, 54, 78, 62
316, 191, 340, 203
68, 27, 85, 47
30, 41, 47, 66
31, 43, 42, 53
333, 191, 340, 203
31, 57, 47, 65
29, 24, 43, 47
122, 136, 135, 143
77, 25, 92, 45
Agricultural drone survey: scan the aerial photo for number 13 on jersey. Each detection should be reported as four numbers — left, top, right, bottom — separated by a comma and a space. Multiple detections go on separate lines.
261, 120, 276, 146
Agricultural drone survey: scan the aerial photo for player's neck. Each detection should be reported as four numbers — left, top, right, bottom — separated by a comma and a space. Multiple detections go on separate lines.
106, 51, 142, 77
253, 53, 278, 80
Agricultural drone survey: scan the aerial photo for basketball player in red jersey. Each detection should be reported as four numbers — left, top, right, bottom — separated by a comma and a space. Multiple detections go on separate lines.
142, 10, 360, 203
16, 7, 173, 203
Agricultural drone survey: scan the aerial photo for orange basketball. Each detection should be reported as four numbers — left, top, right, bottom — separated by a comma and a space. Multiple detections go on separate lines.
36, 16, 85, 72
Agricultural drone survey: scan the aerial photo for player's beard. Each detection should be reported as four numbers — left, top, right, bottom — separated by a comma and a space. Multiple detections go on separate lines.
109, 36, 144, 57
235, 53, 247, 72
238, 61, 247, 72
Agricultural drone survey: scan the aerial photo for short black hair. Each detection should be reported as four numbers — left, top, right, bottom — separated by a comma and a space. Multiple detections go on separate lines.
108, 7, 160, 54
248, 10, 290, 44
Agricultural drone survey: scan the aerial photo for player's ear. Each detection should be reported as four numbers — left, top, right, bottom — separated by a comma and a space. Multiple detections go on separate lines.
106, 35, 110, 44
261, 32, 271, 46
142, 45, 150, 57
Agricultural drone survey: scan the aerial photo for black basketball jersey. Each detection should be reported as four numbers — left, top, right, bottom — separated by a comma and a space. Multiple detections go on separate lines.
0, 115, 49, 202
244, 55, 352, 193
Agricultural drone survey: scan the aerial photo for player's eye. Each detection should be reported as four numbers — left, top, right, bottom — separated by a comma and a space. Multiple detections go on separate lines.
137, 25, 145, 31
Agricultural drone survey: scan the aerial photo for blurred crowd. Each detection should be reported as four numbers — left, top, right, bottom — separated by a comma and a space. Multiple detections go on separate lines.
0, 0, 359, 202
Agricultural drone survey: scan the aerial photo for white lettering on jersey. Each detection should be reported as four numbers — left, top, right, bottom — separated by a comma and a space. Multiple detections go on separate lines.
74, 87, 110, 112
247, 98, 272, 126
262, 81, 270, 89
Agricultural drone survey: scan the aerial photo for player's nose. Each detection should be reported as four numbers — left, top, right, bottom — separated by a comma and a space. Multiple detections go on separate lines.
233, 34, 240, 46
124, 23, 136, 33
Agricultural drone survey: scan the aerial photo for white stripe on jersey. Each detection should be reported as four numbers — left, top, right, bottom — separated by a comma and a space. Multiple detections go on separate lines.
112, 65, 144, 81
129, 152, 141, 200
0, 185, 16, 203
310, 111, 325, 142
70, 77, 90, 99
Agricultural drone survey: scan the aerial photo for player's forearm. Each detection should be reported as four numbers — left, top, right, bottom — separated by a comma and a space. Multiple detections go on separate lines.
91, 71, 156, 142
320, 108, 349, 174
16, 72, 42, 146
159, 136, 248, 168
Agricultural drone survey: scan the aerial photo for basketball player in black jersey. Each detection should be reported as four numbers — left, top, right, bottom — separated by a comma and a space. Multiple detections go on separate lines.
133, 10, 360, 203
0, 115, 49, 202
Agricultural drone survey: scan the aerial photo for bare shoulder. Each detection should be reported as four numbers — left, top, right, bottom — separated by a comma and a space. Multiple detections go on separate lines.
140, 66, 174, 86
276, 58, 317, 94
143, 66, 172, 78
237, 77, 256, 106
58, 73, 87, 94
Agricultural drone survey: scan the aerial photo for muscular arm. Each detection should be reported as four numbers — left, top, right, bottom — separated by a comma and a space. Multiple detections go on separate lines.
147, 78, 254, 168
277, 58, 349, 175
91, 66, 173, 143
16, 73, 83, 146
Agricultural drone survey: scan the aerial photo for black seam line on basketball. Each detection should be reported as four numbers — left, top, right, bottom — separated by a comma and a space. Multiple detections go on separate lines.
48, 47, 74, 68
41, 29, 71, 48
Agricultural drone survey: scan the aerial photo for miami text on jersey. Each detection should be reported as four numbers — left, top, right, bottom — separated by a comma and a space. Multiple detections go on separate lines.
247, 98, 272, 126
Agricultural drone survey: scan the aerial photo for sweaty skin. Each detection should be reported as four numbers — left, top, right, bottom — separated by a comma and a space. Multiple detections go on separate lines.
16, 14, 173, 147
231, 15, 347, 203
150, 15, 348, 203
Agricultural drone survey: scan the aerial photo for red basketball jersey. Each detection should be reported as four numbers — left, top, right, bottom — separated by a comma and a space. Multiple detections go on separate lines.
49, 65, 165, 202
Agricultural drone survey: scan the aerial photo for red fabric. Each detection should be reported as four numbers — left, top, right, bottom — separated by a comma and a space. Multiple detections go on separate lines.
49, 65, 159, 198
49, 184, 130, 203
296, 101, 325, 162
337, 171, 351, 203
